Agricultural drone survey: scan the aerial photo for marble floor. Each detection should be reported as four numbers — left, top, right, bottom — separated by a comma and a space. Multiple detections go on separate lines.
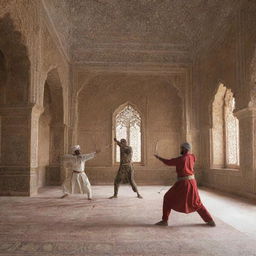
0, 185, 256, 256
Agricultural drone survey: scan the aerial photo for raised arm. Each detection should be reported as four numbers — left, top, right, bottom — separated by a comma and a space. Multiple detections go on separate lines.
82, 149, 100, 162
83, 152, 96, 161
154, 154, 178, 166
114, 138, 123, 147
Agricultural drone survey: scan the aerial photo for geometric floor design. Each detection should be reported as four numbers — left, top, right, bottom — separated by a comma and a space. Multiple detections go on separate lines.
0, 186, 256, 256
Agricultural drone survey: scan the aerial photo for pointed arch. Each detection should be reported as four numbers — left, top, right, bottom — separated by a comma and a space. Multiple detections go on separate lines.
113, 102, 142, 163
38, 68, 65, 188
211, 83, 240, 168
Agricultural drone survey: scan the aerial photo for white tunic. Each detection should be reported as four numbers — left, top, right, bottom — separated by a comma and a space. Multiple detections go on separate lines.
62, 152, 96, 198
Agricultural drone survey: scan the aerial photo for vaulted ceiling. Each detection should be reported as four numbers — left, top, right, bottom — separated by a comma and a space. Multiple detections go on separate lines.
42, 0, 245, 64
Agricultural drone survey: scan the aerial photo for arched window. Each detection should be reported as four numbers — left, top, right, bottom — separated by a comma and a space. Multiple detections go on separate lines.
225, 96, 239, 166
114, 104, 142, 163
212, 84, 239, 168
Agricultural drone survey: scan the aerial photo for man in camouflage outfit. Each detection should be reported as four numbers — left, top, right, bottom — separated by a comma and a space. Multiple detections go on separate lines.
109, 138, 143, 199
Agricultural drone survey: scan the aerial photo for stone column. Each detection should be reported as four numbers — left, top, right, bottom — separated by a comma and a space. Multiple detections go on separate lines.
235, 107, 256, 195
46, 122, 66, 185
0, 105, 33, 196
30, 104, 44, 195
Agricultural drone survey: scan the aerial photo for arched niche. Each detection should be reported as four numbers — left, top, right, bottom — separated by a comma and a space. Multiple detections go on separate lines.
0, 14, 30, 105
38, 68, 64, 188
76, 73, 183, 184
113, 102, 143, 164
0, 14, 31, 195
211, 83, 239, 168
0, 14, 30, 166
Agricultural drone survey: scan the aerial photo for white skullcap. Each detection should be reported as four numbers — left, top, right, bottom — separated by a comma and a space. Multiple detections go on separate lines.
181, 142, 191, 151
71, 145, 80, 153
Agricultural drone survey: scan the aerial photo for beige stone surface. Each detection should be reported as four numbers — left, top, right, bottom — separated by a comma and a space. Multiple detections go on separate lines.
195, 2, 256, 198
0, 186, 256, 256
76, 73, 182, 184
42, 0, 244, 63
0, 0, 69, 195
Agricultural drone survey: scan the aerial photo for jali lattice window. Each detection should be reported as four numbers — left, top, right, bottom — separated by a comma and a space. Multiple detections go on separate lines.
212, 84, 239, 168
115, 104, 142, 163
225, 97, 239, 166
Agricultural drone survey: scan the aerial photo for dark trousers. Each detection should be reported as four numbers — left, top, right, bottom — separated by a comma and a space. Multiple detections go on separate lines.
114, 166, 139, 195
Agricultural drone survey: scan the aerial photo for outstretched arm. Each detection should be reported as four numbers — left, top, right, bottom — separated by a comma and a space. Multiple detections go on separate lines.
114, 138, 122, 147
154, 154, 178, 166
83, 149, 101, 161
83, 152, 96, 161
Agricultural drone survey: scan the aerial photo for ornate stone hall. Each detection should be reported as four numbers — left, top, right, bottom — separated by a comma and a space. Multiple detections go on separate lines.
0, 0, 256, 255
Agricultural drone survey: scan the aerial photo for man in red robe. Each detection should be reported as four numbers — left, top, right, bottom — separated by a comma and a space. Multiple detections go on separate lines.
154, 142, 216, 227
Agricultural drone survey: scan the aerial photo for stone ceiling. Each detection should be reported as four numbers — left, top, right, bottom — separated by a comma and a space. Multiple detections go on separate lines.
42, 0, 245, 65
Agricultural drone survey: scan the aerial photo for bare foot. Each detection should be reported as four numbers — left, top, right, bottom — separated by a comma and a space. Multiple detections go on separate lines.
155, 220, 168, 226
206, 220, 216, 227
60, 194, 68, 199
109, 195, 117, 199
137, 194, 143, 199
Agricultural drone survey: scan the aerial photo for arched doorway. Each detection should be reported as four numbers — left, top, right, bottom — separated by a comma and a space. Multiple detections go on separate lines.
113, 102, 142, 163
38, 69, 64, 188
211, 83, 239, 168
0, 14, 31, 195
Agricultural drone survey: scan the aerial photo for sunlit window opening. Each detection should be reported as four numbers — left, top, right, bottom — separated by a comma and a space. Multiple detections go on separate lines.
225, 97, 240, 166
115, 104, 142, 163
212, 84, 239, 168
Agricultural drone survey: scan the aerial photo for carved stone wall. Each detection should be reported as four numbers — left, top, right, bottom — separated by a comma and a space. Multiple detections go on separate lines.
1, 0, 256, 198
195, 3, 256, 198
73, 72, 188, 185
29, 3, 70, 194
0, 0, 70, 195
0, 8, 32, 195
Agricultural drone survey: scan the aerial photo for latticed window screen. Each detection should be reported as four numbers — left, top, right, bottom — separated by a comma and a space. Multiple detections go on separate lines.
226, 98, 240, 165
115, 104, 141, 162
212, 85, 240, 168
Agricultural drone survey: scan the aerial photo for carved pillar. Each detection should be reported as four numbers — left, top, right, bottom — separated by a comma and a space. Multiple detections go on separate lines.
30, 104, 44, 195
0, 105, 33, 195
235, 107, 256, 195
70, 96, 79, 145
46, 122, 66, 185
30, 106, 43, 168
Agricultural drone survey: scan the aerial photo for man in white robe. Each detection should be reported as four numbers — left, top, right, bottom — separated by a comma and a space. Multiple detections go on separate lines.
61, 145, 100, 200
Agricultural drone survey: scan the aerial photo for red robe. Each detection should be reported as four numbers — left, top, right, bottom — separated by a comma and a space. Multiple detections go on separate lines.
159, 153, 203, 214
